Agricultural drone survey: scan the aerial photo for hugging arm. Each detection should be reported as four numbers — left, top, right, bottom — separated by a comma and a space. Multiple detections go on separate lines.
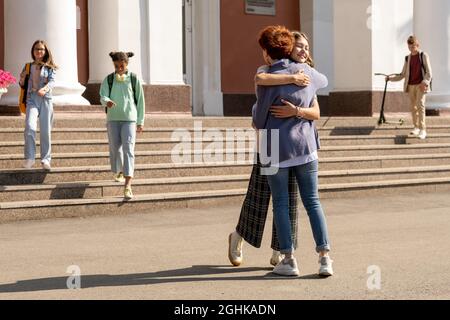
270, 98, 320, 120
255, 70, 310, 87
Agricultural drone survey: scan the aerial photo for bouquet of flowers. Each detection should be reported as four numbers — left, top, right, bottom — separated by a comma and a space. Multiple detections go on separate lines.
0, 69, 17, 89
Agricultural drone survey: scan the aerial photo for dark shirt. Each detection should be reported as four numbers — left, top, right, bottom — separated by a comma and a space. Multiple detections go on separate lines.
409, 54, 423, 85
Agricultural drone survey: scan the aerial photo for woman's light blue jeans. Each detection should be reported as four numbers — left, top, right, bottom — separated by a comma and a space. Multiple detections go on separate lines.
107, 121, 136, 177
24, 92, 53, 163
266, 160, 330, 254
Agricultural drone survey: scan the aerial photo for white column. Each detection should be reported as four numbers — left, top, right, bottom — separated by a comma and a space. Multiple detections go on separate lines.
146, 0, 184, 85
371, 0, 414, 91
414, 0, 450, 109
3, 0, 90, 105
310, 0, 335, 95
191, 0, 223, 116
333, 0, 372, 92
88, 0, 146, 83
329, 0, 413, 92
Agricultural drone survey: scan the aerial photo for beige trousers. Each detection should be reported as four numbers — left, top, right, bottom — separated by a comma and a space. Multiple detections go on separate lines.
407, 84, 427, 130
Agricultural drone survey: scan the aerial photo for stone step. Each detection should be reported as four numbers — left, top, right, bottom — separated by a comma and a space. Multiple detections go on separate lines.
1, 113, 450, 128
0, 153, 450, 186
4, 123, 450, 140
319, 165, 450, 184
0, 143, 450, 169
0, 162, 253, 185
0, 149, 254, 169
2, 176, 450, 223
0, 138, 256, 154
0, 127, 255, 140
319, 125, 450, 136
0, 175, 250, 202
2, 125, 450, 140
323, 134, 450, 145
320, 153, 450, 170
0, 114, 253, 128
53, 105, 106, 112
2, 166, 450, 202
3, 135, 450, 154
0, 189, 247, 223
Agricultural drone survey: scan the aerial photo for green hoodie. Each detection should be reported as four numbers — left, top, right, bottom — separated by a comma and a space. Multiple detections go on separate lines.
99, 72, 145, 126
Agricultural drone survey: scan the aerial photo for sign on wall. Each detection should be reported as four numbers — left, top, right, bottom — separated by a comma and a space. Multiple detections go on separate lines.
245, 0, 276, 16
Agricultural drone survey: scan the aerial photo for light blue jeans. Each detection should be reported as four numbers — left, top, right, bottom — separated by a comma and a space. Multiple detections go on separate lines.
107, 121, 136, 177
24, 92, 53, 163
266, 160, 330, 254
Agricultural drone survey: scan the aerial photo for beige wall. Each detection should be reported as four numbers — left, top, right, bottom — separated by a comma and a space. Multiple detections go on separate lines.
220, 0, 300, 94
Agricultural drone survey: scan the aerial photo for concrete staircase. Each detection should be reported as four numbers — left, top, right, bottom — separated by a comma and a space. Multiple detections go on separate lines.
1, 109, 450, 223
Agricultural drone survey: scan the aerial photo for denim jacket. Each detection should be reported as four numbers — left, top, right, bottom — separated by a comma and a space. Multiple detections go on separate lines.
22, 63, 56, 100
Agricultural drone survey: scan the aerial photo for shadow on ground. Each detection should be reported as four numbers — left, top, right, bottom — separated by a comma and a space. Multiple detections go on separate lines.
0, 265, 326, 293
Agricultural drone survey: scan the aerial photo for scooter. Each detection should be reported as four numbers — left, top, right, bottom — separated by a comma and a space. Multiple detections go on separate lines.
374, 73, 405, 126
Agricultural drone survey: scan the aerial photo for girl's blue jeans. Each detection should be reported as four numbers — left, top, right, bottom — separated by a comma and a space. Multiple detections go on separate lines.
107, 121, 136, 178
24, 92, 53, 163
266, 160, 331, 254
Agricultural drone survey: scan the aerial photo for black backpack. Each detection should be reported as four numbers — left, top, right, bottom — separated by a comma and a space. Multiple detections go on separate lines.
105, 72, 138, 113
406, 52, 432, 91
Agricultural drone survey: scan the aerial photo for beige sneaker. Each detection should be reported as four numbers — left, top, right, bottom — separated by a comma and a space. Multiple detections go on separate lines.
124, 187, 133, 199
228, 231, 243, 266
23, 159, 35, 169
270, 250, 284, 266
318, 256, 334, 277
273, 257, 299, 276
114, 172, 125, 183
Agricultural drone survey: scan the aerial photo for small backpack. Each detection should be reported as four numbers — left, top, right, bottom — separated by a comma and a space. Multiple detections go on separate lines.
18, 63, 32, 114
406, 52, 432, 91
105, 72, 138, 113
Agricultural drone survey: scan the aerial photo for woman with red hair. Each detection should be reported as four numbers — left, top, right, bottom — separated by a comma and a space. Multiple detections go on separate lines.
230, 25, 333, 277
229, 29, 314, 268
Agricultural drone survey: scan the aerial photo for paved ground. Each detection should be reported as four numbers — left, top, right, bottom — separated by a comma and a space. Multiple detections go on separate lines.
0, 192, 449, 300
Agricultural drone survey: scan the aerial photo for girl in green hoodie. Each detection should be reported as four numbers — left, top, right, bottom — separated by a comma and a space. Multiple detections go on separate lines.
100, 51, 145, 199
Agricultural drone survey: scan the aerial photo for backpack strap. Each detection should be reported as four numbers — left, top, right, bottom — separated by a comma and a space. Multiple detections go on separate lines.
130, 72, 138, 106
419, 52, 432, 91
105, 72, 115, 113
107, 72, 115, 97
420, 52, 425, 72
20, 63, 32, 90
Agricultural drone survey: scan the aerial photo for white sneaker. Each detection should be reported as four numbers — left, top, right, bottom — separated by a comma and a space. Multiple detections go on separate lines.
228, 231, 243, 266
318, 256, 334, 277
270, 250, 284, 266
41, 160, 51, 170
410, 128, 420, 136
418, 130, 427, 140
23, 159, 35, 169
114, 172, 125, 183
273, 257, 299, 276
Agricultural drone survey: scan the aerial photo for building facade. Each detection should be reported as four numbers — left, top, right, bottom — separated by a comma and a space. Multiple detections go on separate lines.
0, 0, 449, 116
